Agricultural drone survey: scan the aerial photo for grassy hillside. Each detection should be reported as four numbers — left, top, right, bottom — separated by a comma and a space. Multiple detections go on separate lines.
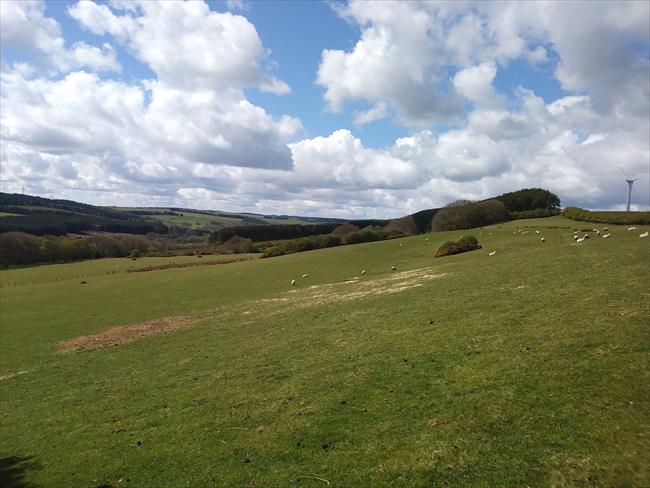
0, 193, 166, 236
115, 207, 344, 232
1, 217, 648, 487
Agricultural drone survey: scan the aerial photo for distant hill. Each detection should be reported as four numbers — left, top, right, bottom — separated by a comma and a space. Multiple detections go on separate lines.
0, 193, 345, 236
0, 193, 167, 236
113, 206, 346, 233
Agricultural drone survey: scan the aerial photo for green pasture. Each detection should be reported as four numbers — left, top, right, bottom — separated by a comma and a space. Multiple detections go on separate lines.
1, 217, 648, 487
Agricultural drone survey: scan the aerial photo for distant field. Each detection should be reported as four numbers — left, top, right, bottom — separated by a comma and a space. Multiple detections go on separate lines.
1, 217, 648, 487
0, 253, 259, 287
116, 207, 342, 230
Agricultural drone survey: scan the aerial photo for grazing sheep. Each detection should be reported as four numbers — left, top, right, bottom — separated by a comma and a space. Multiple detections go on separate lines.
535, 230, 540, 234
574, 235, 579, 240
390, 266, 396, 271
583, 234, 590, 239
540, 237, 545, 242
628, 226, 637, 231
291, 279, 296, 286
602, 234, 611, 239
489, 251, 496, 256
603, 227, 608, 231
596, 230, 600, 236
576, 237, 585, 243
302, 273, 308, 278
361, 270, 366, 275
640, 232, 649, 238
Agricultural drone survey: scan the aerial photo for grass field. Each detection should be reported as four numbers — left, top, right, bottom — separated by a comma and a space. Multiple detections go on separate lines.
1, 217, 648, 487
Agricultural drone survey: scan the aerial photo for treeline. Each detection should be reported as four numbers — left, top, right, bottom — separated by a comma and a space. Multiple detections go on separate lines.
261, 226, 406, 258
0, 232, 165, 267
562, 207, 650, 225
210, 219, 387, 244
1, 193, 139, 221
0, 193, 167, 236
431, 199, 509, 231
0, 213, 167, 236
495, 188, 560, 212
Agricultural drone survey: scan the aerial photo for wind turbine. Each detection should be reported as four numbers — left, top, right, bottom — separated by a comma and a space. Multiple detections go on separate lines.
620, 167, 641, 212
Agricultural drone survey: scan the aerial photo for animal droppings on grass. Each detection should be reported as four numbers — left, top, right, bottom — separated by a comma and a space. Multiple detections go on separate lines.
58, 316, 202, 352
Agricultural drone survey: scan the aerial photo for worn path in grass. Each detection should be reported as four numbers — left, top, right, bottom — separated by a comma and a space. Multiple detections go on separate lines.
1, 217, 648, 487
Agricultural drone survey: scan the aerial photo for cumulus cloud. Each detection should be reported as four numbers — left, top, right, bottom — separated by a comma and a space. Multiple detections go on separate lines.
68, 0, 288, 94
353, 102, 388, 127
1, 0, 648, 216
0, 0, 120, 72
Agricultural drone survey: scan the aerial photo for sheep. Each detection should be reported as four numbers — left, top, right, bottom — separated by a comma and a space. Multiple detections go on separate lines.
302, 273, 309, 278
291, 279, 296, 286
640, 232, 649, 238
583, 234, 590, 239
535, 230, 540, 234
361, 270, 366, 275
489, 251, 496, 256
603, 227, 608, 231
576, 237, 585, 243
596, 230, 600, 236
390, 266, 396, 271
602, 234, 611, 239
540, 237, 545, 242
628, 226, 637, 231
574, 235, 579, 240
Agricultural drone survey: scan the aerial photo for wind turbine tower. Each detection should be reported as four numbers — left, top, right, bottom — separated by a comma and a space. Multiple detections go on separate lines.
620, 167, 640, 212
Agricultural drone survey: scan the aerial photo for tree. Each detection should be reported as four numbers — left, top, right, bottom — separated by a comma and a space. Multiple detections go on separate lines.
385, 216, 417, 235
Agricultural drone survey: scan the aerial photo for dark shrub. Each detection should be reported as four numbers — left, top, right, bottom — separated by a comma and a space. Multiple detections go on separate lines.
435, 235, 481, 258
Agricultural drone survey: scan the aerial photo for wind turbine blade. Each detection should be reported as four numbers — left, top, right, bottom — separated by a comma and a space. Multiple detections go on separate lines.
619, 166, 630, 178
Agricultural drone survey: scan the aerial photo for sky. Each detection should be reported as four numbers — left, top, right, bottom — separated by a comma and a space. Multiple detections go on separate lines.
1, 0, 649, 218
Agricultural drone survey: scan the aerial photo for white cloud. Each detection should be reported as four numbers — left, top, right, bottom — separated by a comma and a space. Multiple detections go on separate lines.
452, 62, 505, 109
68, 0, 288, 94
317, 1, 465, 127
0, 0, 120, 72
353, 102, 388, 127
2, 0, 648, 216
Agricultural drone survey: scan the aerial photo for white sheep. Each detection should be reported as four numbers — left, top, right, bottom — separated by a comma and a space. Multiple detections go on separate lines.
390, 266, 396, 271
361, 270, 366, 275
291, 279, 296, 286
602, 234, 611, 239
535, 230, 540, 234
628, 226, 637, 231
489, 251, 496, 256
576, 237, 585, 243
540, 237, 545, 242
640, 232, 649, 238
302, 273, 308, 278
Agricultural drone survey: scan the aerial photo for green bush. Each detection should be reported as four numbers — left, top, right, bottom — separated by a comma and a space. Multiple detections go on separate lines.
510, 208, 561, 219
435, 235, 481, 258
562, 207, 650, 225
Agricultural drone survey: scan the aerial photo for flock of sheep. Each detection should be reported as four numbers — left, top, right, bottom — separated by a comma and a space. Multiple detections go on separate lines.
289, 224, 648, 285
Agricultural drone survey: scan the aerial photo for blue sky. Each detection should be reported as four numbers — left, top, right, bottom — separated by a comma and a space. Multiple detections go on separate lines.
1, 0, 648, 216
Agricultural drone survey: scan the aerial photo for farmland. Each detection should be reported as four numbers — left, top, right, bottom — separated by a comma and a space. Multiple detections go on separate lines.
1, 217, 649, 487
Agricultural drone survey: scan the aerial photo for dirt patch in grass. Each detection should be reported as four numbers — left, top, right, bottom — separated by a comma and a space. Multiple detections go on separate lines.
58, 316, 201, 352
260, 268, 446, 309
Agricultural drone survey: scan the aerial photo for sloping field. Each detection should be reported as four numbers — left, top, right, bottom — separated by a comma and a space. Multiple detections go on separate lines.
0, 217, 648, 487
